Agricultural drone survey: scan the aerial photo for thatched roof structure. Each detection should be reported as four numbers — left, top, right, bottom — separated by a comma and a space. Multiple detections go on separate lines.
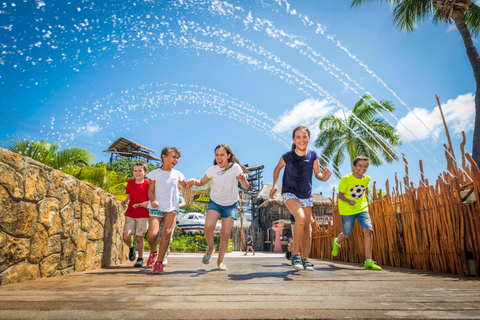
103, 137, 161, 161
256, 184, 331, 208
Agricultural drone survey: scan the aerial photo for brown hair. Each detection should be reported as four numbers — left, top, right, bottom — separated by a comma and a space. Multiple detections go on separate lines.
291, 126, 311, 150
160, 147, 181, 167
352, 156, 370, 166
132, 161, 148, 172
214, 144, 249, 174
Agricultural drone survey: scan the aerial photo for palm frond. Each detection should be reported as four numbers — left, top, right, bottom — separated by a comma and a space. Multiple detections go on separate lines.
465, 3, 480, 38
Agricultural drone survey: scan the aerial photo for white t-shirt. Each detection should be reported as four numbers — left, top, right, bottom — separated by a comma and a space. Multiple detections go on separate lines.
206, 163, 243, 206
146, 168, 185, 212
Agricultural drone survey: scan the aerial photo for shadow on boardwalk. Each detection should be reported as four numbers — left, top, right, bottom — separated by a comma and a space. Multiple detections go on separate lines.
0, 252, 479, 319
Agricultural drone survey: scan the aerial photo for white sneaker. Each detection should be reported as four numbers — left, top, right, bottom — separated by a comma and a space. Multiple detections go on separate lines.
162, 257, 168, 266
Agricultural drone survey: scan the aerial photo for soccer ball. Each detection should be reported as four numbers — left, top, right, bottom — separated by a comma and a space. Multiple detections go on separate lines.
349, 185, 366, 199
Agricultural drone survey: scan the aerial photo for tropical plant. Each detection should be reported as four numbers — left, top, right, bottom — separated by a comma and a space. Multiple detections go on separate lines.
350, 0, 480, 168
104, 157, 159, 181
63, 164, 128, 200
314, 94, 403, 178
4, 137, 95, 170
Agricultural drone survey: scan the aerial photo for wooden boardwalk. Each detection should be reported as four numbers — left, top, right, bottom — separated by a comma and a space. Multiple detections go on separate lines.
0, 252, 479, 319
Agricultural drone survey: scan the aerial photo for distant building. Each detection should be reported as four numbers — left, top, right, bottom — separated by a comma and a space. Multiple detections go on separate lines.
103, 137, 161, 164
254, 184, 332, 252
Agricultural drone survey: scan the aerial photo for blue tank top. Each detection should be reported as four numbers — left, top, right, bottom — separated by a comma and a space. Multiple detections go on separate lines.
281, 150, 318, 199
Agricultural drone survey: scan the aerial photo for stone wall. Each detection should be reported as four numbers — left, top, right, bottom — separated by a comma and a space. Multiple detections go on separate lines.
0, 148, 128, 285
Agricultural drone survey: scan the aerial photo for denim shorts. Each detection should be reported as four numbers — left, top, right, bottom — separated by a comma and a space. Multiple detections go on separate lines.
282, 193, 313, 207
341, 211, 373, 236
206, 199, 237, 219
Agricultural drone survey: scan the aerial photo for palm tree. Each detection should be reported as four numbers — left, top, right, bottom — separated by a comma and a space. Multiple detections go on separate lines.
350, 0, 480, 169
314, 94, 403, 178
5, 137, 95, 170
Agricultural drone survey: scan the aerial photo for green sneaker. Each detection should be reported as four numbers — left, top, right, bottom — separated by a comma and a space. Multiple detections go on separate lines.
331, 238, 341, 257
364, 260, 382, 270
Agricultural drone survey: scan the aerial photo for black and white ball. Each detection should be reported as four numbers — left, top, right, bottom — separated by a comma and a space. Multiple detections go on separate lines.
349, 185, 366, 199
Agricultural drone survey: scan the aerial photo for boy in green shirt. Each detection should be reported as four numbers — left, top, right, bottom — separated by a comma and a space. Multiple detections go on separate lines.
331, 156, 382, 270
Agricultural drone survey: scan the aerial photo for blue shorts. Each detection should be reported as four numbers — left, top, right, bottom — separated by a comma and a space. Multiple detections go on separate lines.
206, 199, 237, 219
282, 193, 313, 208
341, 211, 373, 236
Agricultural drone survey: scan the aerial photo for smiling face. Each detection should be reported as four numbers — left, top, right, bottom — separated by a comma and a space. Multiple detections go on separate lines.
293, 129, 310, 152
215, 147, 231, 169
352, 160, 369, 177
162, 150, 180, 169
132, 165, 146, 181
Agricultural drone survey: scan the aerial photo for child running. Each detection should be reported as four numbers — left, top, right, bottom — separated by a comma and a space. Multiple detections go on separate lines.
146, 147, 191, 274
331, 156, 382, 270
189, 144, 249, 271
270, 126, 332, 270
121, 161, 150, 268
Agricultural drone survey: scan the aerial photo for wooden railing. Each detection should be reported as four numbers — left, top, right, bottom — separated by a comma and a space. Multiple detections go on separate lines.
310, 153, 480, 277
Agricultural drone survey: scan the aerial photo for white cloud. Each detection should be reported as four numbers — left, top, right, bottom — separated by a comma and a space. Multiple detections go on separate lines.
396, 92, 475, 141
86, 123, 101, 135
272, 99, 335, 139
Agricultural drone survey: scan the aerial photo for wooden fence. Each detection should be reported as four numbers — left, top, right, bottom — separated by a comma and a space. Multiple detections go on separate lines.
310, 152, 480, 277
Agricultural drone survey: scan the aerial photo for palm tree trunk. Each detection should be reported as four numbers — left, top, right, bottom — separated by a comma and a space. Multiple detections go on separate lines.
452, 10, 480, 169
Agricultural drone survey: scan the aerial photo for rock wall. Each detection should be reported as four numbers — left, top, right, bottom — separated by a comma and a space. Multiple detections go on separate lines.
0, 148, 128, 285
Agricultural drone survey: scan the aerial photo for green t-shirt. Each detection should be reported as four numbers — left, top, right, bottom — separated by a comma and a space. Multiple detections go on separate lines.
338, 173, 370, 216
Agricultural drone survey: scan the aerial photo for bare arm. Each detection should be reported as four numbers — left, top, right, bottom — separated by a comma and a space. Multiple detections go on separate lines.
313, 159, 332, 182
189, 175, 211, 187
148, 180, 158, 208
237, 173, 250, 190
269, 157, 286, 199
338, 191, 355, 206
121, 194, 130, 207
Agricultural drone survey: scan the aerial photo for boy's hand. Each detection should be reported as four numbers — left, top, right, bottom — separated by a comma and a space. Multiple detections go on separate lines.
121, 200, 128, 207
151, 201, 159, 208
348, 199, 356, 206
269, 186, 278, 199
132, 203, 140, 209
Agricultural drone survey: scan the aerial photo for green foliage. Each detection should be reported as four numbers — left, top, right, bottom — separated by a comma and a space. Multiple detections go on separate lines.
4, 137, 95, 170
314, 94, 403, 178
179, 202, 205, 213
104, 157, 159, 181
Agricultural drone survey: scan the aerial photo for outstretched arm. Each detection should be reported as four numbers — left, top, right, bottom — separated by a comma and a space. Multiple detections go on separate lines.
237, 173, 250, 190
313, 159, 332, 182
188, 175, 211, 188
269, 157, 286, 199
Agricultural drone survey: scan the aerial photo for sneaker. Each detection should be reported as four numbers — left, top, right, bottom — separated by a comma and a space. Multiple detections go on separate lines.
134, 258, 143, 268
285, 251, 292, 260
162, 256, 168, 266
146, 251, 158, 268
152, 262, 164, 274
128, 245, 136, 261
302, 258, 314, 271
331, 238, 341, 257
291, 254, 304, 270
364, 260, 382, 270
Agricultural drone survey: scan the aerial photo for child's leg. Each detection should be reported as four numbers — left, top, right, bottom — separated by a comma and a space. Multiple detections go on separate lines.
156, 212, 177, 263
123, 232, 133, 247
147, 216, 162, 252
123, 217, 135, 247
285, 199, 306, 256
363, 229, 373, 260
136, 235, 145, 257
217, 217, 234, 266
204, 209, 220, 261
300, 207, 312, 260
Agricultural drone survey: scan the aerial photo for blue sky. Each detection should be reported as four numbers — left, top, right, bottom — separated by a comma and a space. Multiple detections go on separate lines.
0, 0, 477, 196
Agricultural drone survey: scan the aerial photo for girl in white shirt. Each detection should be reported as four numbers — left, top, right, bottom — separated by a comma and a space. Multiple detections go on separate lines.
189, 144, 249, 271
146, 147, 190, 274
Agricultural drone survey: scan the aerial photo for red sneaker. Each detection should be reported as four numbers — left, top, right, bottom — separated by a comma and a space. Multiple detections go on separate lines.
152, 262, 164, 274
147, 251, 158, 268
